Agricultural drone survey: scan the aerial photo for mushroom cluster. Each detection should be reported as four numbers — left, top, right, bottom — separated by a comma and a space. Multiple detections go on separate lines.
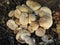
6, 0, 53, 45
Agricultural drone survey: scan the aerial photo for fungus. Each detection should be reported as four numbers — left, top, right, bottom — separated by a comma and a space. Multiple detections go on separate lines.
16, 29, 31, 43
26, 0, 41, 11
16, 5, 29, 13
14, 9, 21, 19
38, 7, 53, 29
29, 14, 36, 24
30, 22, 39, 31
15, 19, 21, 26
35, 28, 46, 37
8, 10, 15, 17
7, 19, 18, 30
20, 13, 29, 25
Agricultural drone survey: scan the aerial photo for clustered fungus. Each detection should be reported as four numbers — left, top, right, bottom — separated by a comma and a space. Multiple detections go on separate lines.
6, 0, 53, 45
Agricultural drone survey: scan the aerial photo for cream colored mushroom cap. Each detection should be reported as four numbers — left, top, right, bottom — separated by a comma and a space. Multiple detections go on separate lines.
20, 13, 29, 25
40, 7, 52, 15
8, 10, 15, 17
14, 9, 21, 19
26, 0, 41, 11
16, 5, 29, 13
16, 31, 25, 43
39, 7, 53, 29
35, 28, 46, 37
39, 15, 53, 29
7, 19, 18, 30
30, 22, 39, 30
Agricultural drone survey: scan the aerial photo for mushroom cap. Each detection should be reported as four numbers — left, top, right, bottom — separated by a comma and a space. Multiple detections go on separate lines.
16, 5, 29, 13
15, 19, 21, 26
20, 13, 29, 25
26, 0, 41, 11
40, 7, 52, 15
16, 31, 25, 43
30, 21, 39, 31
29, 14, 36, 22
14, 9, 21, 19
39, 15, 53, 29
7, 19, 18, 30
39, 7, 53, 29
28, 26, 35, 33
35, 28, 46, 37
8, 10, 15, 17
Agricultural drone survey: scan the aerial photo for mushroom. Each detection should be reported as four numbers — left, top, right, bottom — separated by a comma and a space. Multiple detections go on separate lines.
26, 0, 41, 11
16, 5, 30, 13
29, 14, 36, 24
35, 27, 46, 37
28, 26, 34, 33
30, 21, 39, 31
38, 7, 53, 29
8, 10, 15, 17
16, 29, 31, 43
20, 13, 29, 25
15, 19, 21, 26
14, 9, 21, 19
16, 31, 25, 43
7, 19, 18, 30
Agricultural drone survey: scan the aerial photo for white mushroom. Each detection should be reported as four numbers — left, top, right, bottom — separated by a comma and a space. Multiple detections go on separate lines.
14, 9, 21, 19
39, 7, 53, 29
35, 28, 46, 37
8, 10, 15, 17
7, 19, 18, 30
20, 13, 29, 25
26, 0, 41, 11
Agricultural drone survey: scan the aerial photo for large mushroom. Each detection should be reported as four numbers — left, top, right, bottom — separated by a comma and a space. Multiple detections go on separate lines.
38, 7, 53, 29
26, 0, 41, 11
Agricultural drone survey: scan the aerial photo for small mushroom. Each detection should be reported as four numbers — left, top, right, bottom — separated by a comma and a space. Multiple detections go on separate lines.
16, 5, 29, 13
29, 14, 36, 24
38, 7, 53, 29
28, 26, 34, 33
35, 28, 46, 37
7, 19, 18, 30
8, 10, 15, 17
30, 21, 39, 31
26, 0, 41, 11
14, 9, 21, 19
20, 13, 29, 25
15, 19, 21, 26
